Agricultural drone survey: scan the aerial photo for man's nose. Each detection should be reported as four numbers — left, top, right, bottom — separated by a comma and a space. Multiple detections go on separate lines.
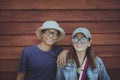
49, 33, 53, 37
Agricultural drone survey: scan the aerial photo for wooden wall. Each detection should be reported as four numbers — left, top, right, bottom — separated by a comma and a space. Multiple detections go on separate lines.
0, 0, 120, 80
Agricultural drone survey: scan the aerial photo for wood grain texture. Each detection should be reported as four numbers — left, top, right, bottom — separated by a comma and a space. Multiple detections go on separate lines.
0, 34, 120, 46
0, 10, 120, 22
0, 72, 17, 80
0, 0, 120, 80
0, 22, 120, 34
0, 0, 120, 9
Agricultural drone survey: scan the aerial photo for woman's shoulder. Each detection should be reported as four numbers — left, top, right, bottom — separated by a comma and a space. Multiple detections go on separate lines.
95, 56, 102, 62
95, 56, 105, 67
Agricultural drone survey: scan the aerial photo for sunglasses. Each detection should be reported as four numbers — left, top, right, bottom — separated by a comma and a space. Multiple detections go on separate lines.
43, 29, 59, 37
72, 36, 88, 44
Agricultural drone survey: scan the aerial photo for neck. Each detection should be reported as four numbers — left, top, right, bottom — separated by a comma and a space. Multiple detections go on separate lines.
37, 42, 52, 52
76, 51, 86, 66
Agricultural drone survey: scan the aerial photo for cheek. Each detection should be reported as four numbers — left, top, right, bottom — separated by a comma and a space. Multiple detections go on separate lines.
53, 37, 58, 40
83, 42, 89, 48
41, 35, 46, 41
73, 44, 76, 48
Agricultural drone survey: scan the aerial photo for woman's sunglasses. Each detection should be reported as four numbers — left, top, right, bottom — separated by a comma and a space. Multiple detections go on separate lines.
72, 36, 89, 44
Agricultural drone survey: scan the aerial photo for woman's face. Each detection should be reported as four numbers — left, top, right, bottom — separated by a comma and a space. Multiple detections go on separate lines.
72, 33, 91, 52
41, 29, 59, 46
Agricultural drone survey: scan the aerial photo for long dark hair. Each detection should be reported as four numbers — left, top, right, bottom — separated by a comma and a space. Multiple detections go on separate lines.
71, 44, 97, 69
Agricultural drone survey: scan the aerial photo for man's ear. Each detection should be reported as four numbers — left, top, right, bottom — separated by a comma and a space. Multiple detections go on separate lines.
40, 31, 44, 39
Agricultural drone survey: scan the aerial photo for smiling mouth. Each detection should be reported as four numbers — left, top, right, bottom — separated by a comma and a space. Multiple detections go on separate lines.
77, 46, 82, 48
46, 37, 54, 42
76, 45, 84, 48
47, 38, 52, 41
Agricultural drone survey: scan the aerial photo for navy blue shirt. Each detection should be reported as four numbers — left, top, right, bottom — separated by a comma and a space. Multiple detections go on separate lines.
18, 45, 63, 80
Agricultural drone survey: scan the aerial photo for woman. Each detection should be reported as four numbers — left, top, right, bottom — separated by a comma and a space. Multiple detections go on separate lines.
56, 27, 110, 80
16, 20, 68, 80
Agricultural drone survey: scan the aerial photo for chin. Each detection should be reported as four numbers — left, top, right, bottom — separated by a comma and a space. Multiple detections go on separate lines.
46, 42, 54, 46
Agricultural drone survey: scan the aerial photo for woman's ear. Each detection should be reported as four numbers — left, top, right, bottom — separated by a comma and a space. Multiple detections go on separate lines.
88, 40, 92, 47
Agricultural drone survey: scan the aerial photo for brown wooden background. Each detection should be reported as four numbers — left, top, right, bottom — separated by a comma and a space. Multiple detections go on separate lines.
0, 0, 120, 80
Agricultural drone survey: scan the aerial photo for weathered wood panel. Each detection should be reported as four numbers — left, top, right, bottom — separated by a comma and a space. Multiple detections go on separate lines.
0, 0, 120, 9
108, 69, 120, 80
0, 34, 120, 46
0, 10, 120, 22
0, 22, 120, 34
0, 72, 17, 80
0, 60, 18, 72
0, 0, 120, 80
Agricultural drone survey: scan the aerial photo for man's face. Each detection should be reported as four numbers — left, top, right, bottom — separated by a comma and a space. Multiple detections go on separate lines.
41, 29, 59, 46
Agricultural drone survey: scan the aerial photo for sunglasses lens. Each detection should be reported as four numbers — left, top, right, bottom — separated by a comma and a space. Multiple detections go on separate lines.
44, 30, 58, 37
72, 37, 78, 43
72, 36, 88, 44
80, 37, 88, 44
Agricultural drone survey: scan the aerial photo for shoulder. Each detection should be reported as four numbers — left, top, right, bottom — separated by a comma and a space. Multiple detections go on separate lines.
95, 56, 103, 63
24, 45, 36, 49
53, 45, 63, 49
95, 56, 105, 68
87, 57, 104, 73
96, 56, 103, 62
52, 45, 63, 52
23, 45, 37, 51
21, 45, 37, 56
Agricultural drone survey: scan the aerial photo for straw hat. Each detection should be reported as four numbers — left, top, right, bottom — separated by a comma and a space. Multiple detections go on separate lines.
36, 20, 65, 42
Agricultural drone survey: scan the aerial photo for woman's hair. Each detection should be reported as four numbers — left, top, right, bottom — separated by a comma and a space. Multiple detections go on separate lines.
71, 39, 97, 69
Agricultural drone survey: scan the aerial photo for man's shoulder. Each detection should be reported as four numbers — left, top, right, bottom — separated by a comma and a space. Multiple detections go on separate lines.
23, 45, 37, 52
53, 45, 63, 51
